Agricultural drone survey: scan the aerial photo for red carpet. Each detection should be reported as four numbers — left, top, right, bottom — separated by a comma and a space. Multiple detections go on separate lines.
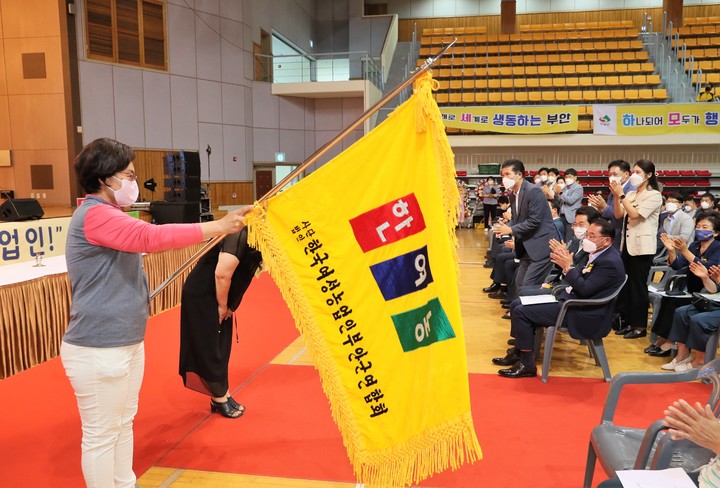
0, 271, 712, 487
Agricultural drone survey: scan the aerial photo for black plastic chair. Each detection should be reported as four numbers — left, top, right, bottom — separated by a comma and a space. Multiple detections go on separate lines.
534, 275, 628, 383
583, 359, 720, 488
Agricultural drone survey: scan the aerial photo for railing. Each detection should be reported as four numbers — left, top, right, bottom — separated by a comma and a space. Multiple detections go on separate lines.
642, 11, 695, 103
397, 23, 421, 105
254, 52, 384, 91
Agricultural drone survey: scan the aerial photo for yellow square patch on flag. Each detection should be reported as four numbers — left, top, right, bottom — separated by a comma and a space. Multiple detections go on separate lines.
246, 72, 481, 487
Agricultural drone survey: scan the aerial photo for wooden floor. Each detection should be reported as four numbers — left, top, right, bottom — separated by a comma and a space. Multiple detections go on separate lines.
139, 225, 663, 487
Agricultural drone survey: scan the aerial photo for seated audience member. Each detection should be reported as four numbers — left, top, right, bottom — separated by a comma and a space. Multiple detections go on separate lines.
549, 200, 564, 240
587, 159, 636, 248
557, 168, 584, 241
698, 192, 717, 216
483, 195, 511, 269
650, 213, 720, 358
684, 195, 698, 215
492, 219, 625, 378
696, 81, 718, 102
598, 398, 720, 488
660, 192, 695, 243
661, 262, 720, 372
518, 205, 601, 297
484, 237, 516, 300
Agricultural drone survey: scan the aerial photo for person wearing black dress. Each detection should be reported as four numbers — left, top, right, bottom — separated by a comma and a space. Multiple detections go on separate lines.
179, 227, 262, 418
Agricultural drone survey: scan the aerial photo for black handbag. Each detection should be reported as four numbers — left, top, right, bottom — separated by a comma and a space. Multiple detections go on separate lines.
691, 292, 720, 312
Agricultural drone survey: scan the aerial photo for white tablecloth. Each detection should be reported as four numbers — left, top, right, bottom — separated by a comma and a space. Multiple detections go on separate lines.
0, 256, 67, 287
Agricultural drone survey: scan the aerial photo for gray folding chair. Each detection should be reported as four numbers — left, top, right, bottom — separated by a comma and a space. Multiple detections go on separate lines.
533, 275, 628, 383
583, 359, 720, 488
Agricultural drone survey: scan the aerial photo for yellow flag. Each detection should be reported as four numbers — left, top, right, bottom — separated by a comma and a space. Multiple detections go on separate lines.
246, 72, 481, 487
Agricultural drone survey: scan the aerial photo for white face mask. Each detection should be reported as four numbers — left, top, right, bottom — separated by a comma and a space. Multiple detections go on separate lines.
534, 178, 542, 184
110, 176, 139, 206
565, 177, 574, 185
701, 201, 712, 210
609, 175, 622, 185
629, 173, 645, 187
541, 175, 548, 182
502, 176, 517, 191
665, 202, 679, 213
582, 238, 598, 253
573, 226, 588, 239
558, 182, 566, 189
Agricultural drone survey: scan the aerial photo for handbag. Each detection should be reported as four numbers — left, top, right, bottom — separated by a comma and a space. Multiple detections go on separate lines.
691, 292, 720, 312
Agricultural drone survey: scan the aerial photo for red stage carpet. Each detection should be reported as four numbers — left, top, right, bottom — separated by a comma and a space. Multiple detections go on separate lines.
0, 273, 712, 487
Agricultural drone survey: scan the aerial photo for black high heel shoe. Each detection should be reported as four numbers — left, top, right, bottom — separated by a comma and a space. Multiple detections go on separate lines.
227, 396, 246, 414
210, 399, 243, 418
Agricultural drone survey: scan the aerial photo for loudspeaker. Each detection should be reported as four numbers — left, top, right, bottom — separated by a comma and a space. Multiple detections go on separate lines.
182, 151, 201, 177
0, 198, 44, 222
150, 201, 200, 224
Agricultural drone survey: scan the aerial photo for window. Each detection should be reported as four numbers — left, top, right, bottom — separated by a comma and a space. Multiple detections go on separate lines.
85, 0, 167, 70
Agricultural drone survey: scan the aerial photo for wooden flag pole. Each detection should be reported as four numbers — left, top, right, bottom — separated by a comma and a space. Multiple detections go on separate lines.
149, 41, 456, 301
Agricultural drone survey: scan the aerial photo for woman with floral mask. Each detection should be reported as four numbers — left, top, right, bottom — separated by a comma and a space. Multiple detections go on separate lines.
61, 138, 250, 487
610, 159, 663, 339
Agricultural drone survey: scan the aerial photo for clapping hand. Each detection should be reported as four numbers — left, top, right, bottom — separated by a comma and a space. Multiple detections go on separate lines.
673, 237, 689, 253
587, 193, 607, 211
493, 223, 512, 237
550, 245, 574, 272
541, 185, 553, 198
552, 184, 563, 195
689, 261, 709, 279
609, 180, 624, 198
664, 399, 720, 454
708, 265, 720, 282
659, 233, 675, 252
548, 238, 568, 253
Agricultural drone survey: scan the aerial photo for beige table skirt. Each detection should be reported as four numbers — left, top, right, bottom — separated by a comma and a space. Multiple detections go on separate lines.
0, 243, 204, 379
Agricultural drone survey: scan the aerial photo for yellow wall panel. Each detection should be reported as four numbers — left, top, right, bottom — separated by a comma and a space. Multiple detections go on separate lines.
1, 0, 61, 39
8, 93, 67, 150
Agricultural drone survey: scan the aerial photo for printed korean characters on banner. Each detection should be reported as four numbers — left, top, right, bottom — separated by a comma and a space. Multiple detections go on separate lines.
593, 104, 720, 135
0, 217, 70, 265
440, 105, 579, 133
245, 72, 481, 487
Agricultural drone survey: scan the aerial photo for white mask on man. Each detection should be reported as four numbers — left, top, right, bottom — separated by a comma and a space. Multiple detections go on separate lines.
701, 201, 712, 210
665, 202, 679, 213
502, 176, 517, 191
573, 226, 588, 239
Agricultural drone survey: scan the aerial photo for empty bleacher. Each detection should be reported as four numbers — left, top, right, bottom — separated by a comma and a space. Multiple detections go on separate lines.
670, 17, 720, 84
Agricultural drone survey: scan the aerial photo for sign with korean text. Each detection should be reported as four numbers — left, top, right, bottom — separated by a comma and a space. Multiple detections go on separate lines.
593, 103, 720, 135
440, 105, 579, 133
0, 217, 70, 265
246, 73, 481, 487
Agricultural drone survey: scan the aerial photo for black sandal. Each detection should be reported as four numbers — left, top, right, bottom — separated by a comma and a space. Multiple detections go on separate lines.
227, 396, 246, 414
210, 399, 243, 418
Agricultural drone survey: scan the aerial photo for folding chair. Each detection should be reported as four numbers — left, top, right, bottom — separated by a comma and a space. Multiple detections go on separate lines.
583, 358, 720, 488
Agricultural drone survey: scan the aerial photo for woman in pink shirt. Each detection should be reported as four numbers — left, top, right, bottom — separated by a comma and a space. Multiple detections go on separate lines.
61, 138, 250, 488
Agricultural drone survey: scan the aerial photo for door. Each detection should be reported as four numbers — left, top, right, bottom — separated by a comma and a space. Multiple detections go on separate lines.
254, 168, 274, 200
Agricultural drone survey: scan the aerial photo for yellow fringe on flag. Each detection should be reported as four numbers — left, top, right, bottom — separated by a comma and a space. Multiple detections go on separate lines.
246, 71, 481, 487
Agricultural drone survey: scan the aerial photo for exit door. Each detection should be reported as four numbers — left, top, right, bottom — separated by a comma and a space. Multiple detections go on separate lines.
254, 168, 274, 200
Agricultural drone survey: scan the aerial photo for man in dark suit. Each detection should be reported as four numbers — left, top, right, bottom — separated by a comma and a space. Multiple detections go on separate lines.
493, 218, 625, 378
493, 159, 555, 292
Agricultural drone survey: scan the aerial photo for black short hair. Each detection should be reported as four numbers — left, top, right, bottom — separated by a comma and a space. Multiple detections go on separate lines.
75, 138, 135, 194
684, 195, 696, 203
666, 192, 684, 202
497, 195, 510, 205
548, 167, 559, 176
701, 192, 716, 202
549, 200, 561, 213
564, 168, 578, 177
501, 159, 525, 176
576, 205, 600, 222
696, 211, 720, 231
608, 160, 631, 173
591, 218, 615, 240
538, 167, 549, 174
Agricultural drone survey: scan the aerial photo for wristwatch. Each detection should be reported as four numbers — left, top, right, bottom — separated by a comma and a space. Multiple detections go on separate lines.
619, 194, 626, 200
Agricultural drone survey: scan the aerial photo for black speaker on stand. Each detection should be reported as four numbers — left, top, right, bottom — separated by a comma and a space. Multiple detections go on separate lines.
0, 198, 44, 222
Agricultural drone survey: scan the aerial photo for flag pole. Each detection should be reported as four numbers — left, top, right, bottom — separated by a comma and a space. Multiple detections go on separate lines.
149, 41, 456, 301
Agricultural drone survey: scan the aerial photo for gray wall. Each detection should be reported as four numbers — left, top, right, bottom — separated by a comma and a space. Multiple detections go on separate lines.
75, 0, 362, 182
365, 0, 720, 18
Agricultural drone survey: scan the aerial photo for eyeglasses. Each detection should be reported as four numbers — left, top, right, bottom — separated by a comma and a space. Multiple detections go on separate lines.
116, 171, 137, 181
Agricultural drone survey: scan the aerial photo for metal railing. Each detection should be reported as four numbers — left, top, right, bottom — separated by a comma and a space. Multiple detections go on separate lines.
254, 52, 384, 90
645, 10, 703, 102
397, 23, 421, 105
